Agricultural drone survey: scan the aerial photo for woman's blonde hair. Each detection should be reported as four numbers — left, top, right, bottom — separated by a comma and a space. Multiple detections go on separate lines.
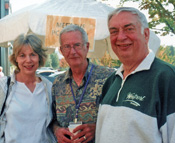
9, 34, 47, 73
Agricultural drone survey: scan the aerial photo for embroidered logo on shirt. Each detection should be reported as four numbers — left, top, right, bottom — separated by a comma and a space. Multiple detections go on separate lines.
124, 92, 145, 106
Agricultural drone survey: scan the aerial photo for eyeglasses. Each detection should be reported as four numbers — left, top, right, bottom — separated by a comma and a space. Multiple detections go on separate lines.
60, 43, 85, 53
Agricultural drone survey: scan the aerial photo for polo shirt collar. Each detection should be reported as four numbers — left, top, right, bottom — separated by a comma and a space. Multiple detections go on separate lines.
116, 50, 155, 77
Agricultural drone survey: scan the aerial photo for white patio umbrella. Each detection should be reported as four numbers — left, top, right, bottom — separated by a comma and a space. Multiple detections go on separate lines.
0, 0, 160, 58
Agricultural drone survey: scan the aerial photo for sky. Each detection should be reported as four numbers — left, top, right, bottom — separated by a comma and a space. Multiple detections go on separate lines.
9, 0, 174, 46
10, 0, 47, 12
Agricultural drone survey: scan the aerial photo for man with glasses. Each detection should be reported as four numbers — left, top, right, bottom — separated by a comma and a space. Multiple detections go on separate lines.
51, 24, 115, 143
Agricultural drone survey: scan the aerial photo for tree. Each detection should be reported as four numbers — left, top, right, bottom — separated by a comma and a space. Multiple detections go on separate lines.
91, 51, 121, 68
45, 55, 52, 67
50, 53, 59, 69
120, 0, 175, 36
157, 45, 175, 65
45, 53, 60, 69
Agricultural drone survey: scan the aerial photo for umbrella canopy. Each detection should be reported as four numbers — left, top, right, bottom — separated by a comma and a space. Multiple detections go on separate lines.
0, 0, 160, 58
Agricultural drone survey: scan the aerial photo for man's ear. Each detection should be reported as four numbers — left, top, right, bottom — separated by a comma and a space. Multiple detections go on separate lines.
86, 42, 90, 51
144, 28, 150, 43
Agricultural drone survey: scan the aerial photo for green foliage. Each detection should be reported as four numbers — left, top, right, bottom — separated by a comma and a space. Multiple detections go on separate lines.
157, 45, 175, 65
120, 0, 175, 36
45, 55, 52, 67
91, 52, 122, 68
45, 53, 59, 69
50, 53, 59, 69
111, 59, 122, 68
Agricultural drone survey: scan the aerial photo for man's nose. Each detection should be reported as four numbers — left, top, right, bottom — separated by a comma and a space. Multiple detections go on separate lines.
69, 46, 76, 53
117, 30, 127, 41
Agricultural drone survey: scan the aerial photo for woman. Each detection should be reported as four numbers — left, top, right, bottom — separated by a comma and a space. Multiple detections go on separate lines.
0, 34, 56, 143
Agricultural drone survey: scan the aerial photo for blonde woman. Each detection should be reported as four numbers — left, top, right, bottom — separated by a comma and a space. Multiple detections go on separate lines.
0, 34, 56, 143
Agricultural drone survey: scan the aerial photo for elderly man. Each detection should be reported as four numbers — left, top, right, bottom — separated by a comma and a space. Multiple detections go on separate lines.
51, 24, 114, 143
95, 7, 175, 143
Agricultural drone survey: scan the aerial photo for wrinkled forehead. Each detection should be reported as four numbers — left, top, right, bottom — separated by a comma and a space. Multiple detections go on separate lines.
110, 11, 145, 29
61, 31, 83, 44
114, 11, 140, 21
109, 12, 141, 28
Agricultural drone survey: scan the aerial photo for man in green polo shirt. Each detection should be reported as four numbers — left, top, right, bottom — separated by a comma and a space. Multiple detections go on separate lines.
96, 7, 175, 143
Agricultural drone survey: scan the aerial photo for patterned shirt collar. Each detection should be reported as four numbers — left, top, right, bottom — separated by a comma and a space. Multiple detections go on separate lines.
62, 59, 93, 82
